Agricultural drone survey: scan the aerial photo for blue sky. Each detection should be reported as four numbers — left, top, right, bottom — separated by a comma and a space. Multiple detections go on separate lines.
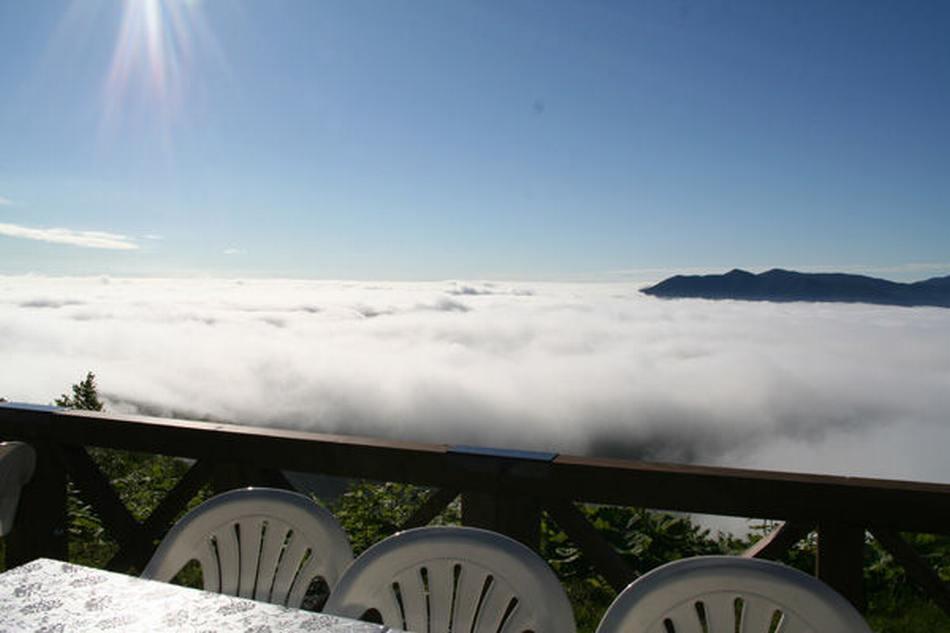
1, 0, 948, 280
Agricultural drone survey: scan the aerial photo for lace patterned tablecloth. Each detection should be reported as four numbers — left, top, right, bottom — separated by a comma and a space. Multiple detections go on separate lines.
0, 558, 390, 633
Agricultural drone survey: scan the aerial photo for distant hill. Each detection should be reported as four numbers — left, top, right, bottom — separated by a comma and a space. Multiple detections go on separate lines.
641, 268, 950, 308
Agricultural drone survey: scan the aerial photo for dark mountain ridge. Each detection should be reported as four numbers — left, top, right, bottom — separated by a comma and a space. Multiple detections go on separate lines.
641, 268, 950, 308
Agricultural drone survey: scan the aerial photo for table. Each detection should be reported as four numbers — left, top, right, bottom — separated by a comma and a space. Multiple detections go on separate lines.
0, 558, 391, 632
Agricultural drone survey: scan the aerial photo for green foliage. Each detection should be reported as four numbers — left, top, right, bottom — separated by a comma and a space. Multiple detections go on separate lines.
330, 482, 460, 555
55, 371, 104, 411
541, 505, 734, 631
868, 596, 950, 633
864, 532, 950, 631
543, 505, 728, 581
559, 577, 616, 632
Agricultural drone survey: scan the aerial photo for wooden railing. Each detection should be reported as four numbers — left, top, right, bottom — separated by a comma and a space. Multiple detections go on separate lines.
1, 402, 949, 615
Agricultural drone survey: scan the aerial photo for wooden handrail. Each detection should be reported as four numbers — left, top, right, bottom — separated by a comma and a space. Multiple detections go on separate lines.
2, 402, 949, 614
2, 404, 948, 532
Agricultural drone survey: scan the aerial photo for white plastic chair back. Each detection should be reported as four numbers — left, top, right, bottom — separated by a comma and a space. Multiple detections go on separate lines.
324, 526, 576, 633
0, 442, 36, 536
596, 556, 872, 633
142, 487, 353, 608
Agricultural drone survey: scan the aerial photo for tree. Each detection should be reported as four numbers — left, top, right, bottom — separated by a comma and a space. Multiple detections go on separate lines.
55, 372, 104, 411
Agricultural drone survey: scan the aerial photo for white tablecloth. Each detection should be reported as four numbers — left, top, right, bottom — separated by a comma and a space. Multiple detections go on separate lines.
0, 558, 390, 632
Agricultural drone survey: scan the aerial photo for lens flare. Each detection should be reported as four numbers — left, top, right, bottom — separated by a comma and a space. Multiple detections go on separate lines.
102, 0, 219, 133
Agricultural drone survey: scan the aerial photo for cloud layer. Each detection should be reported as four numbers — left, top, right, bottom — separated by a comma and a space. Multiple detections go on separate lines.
2, 276, 949, 486
0, 223, 138, 250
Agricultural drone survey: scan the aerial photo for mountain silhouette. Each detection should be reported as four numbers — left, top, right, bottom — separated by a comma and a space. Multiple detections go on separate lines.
641, 269, 950, 308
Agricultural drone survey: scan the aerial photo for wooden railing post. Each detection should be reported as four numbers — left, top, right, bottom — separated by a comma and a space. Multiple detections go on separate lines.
817, 521, 866, 612
461, 492, 540, 550
212, 462, 245, 493
5, 442, 68, 567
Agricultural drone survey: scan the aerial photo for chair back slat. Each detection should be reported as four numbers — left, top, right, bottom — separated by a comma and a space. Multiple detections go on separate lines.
236, 517, 265, 598
472, 577, 517, 633
393, 566, 429, 633
196, 542, 220, 593
269, 532, 311, 606
740, 598, 784, 633
377, 583, 405, 626
287, 554, 325, 608
452, 564, 489, 631
213, 523, 241, 596
500, 605, 535, 633
663, 601, 702, 633
702, 594, 735, 632
424, 560, 454, 631
254, 521, 289, 601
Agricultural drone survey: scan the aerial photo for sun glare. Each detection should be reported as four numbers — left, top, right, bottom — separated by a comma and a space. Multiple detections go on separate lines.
103, 0, 210, 126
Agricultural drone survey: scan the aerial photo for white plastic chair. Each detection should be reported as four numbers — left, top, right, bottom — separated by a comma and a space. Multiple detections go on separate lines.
596, 556, 872, 633
142, 487, 354, 608
324, 526, 576, 633
0, 442, 36, 536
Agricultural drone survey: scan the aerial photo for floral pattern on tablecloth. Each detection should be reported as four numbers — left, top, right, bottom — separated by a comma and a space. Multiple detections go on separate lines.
0, 559, 389, 633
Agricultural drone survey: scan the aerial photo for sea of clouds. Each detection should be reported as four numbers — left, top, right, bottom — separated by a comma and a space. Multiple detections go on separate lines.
2, 275, 950, 485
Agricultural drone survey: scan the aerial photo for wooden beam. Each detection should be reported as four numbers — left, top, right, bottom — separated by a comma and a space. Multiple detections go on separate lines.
107, 459, 214, 571
550, 454, 950, 534
545, 500, 637, 592
743, 521, 814, 560
871, 527, 950, 617
228, 464, 294, 490
462, 492, 540, 550
400, 488, 459, 530
4, 441, 67, 566
55, 445, 148, 569
3, 405, 950, 534
212, 462, 246, 493
255, 467, 296, 490
817, 521, 866, 612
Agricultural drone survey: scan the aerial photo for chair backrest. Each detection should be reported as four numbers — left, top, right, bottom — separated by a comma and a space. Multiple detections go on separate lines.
324, 526, 576, 633
596, 556, 872, 633
142, 487, 353, 608
0, 442, 36, 536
